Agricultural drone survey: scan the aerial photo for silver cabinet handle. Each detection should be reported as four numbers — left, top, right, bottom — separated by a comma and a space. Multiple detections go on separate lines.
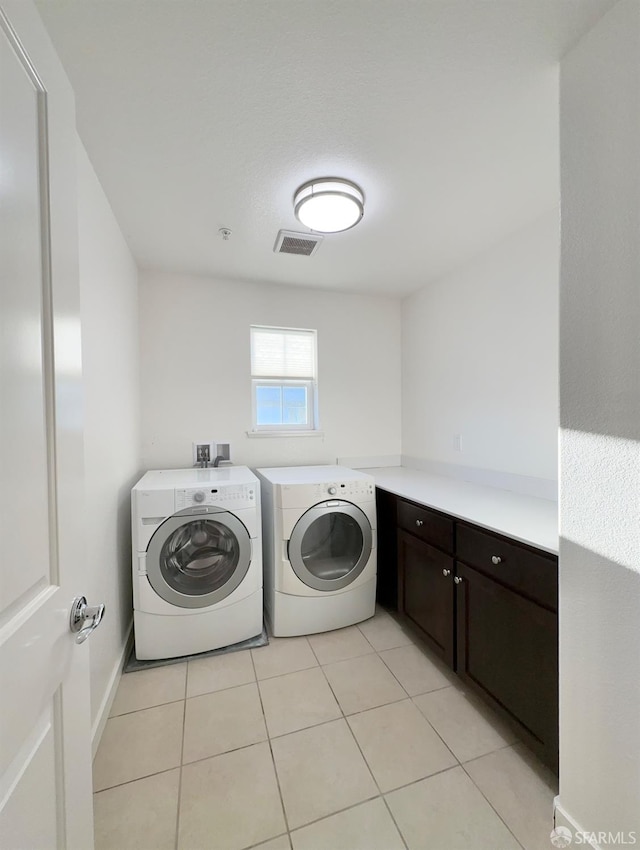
415, 519, 424, 527
442, 568, 451, 577
70, 596, 105, 644
491, 555, 502, 565
454, 576, 463, 584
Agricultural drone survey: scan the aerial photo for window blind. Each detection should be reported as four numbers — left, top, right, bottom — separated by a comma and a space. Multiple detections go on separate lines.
251, 327, 316, 379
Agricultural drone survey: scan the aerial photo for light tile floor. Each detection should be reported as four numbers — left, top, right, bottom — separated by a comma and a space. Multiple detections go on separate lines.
94, 608, 558, 850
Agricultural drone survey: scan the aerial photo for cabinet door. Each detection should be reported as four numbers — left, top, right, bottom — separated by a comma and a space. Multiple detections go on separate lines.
456, 563, 558, 772
398, 530, 455, 666
375, 488, 398, 609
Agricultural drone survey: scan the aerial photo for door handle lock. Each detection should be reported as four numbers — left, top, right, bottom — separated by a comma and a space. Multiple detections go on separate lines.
70, 596, 105, 644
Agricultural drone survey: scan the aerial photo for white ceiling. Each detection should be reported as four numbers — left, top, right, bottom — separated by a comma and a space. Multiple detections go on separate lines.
36, 0, 615, 297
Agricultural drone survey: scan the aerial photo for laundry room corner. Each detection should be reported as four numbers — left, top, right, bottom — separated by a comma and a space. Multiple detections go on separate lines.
76, 137, 143, 754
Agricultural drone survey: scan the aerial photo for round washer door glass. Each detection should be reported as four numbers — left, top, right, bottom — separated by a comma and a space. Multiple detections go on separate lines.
288, 501, 373, 592
146, 509, 252, 609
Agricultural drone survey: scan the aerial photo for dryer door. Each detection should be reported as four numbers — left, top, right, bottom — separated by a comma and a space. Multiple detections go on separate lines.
146, 506, 252, 609
288, 501, 373, 592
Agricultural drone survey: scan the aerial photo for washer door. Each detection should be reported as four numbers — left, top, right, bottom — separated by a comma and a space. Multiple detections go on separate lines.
146, 507, 252, 609
288, 501, 373, 592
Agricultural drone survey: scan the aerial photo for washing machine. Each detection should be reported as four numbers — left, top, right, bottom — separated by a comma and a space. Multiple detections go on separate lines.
255, 465, 376, 636
131, 466, 262, 660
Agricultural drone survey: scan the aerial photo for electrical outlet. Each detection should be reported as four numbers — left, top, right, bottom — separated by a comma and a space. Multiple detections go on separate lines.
453, 433, 462, 452
193, 441, 215, 466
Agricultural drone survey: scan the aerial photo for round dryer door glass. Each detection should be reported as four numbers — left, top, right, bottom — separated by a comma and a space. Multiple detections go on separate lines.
288, 502, 373, 592
159, 519, 240, 595
146, 508, 252, 609
301, 513, 362, 581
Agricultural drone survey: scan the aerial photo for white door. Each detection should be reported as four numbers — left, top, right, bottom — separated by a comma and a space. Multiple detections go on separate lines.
0, 3, 96, 849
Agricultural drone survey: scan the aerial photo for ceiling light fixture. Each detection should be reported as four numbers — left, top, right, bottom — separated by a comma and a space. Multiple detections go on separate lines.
293, 178, 364, 233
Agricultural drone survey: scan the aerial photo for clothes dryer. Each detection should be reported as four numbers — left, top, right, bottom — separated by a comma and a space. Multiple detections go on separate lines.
256, 465, 376, 636
131, 467, 262, 659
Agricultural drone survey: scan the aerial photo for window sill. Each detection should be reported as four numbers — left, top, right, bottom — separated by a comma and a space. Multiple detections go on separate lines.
246, 430, 324, 438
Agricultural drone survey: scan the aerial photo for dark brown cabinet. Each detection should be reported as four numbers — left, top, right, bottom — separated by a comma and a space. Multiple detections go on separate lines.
398, 532, 455, 666
396, 500, 456, 667
377, 486, 559, 773
456, 561, 559, 772
375, 487, 398, 609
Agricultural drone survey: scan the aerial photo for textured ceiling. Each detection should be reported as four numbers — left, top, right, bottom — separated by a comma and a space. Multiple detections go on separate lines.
36, 0, 616, 296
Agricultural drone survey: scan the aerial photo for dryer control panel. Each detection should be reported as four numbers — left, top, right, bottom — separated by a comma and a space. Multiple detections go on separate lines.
278, 479, 374, 510
312, 481, 374, 499
176, 484, 256, 511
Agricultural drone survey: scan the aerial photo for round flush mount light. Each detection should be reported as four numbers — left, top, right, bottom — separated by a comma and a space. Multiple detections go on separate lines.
293, 178, 364, 233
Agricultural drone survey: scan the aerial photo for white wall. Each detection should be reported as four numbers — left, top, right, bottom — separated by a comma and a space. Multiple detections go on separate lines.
77, 139, 141, 745
401, 210, 559, 488
558, 0, 640, 839
139, 271, 401, 470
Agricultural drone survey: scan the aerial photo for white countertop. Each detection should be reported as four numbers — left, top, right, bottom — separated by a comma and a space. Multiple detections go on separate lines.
367, 467, 558, 555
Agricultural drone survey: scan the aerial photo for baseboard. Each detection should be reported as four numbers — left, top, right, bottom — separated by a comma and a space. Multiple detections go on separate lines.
91, 620, 134, 760
554, 798, 602, 850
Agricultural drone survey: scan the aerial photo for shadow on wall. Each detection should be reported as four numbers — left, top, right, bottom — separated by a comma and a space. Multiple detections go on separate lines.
558, 538, 640, 835
560, 270, 640, 443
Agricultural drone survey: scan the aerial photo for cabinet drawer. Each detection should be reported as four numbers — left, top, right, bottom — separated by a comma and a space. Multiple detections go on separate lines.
397, 499, 454, 553
456, 524, 557, 611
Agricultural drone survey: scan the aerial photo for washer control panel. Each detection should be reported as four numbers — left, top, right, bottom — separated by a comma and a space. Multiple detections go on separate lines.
176, 484, 256, 510
312, 481, 374, 499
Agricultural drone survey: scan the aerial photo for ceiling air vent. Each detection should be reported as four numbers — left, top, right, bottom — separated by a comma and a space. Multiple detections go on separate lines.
274, 229, 323, 257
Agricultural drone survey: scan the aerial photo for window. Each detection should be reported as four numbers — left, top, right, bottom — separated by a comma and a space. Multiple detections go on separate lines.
250, 326, 318, 432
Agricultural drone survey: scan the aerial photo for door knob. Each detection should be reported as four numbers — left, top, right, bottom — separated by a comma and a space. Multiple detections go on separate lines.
454, 576, 463, 585
69, 596, 105, 644
491, 555, 502, 565
415, 519, 424, 527
442, 568, 451, 577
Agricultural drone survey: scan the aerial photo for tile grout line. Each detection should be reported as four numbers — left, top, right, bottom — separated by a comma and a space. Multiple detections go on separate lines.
251, 643, 292, 842
319, 653, 412, 716
459, 757, 527, 850
458, 739, 519, 766
386, 629, 534, 845
379, 625, 528, 769
93, 764, 181, 795
349, 636, 494, 850
301, 645, 521, 848
337, 663, 411, 850
312, 633, 468, 849
245, 833, 291, 850
368, 641, 444, 850
407, 693, 463, 768
93, 685, 517, 792
279, 631, 403, 845
287, 793, 389, 842
377, 644, 459, 698
306, 634, 450, 849
255, 661, 317, 683
109, 695, 185, 719
174, 664, 189, 850
372, 638, 475, 770
102, 627, 537, 850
